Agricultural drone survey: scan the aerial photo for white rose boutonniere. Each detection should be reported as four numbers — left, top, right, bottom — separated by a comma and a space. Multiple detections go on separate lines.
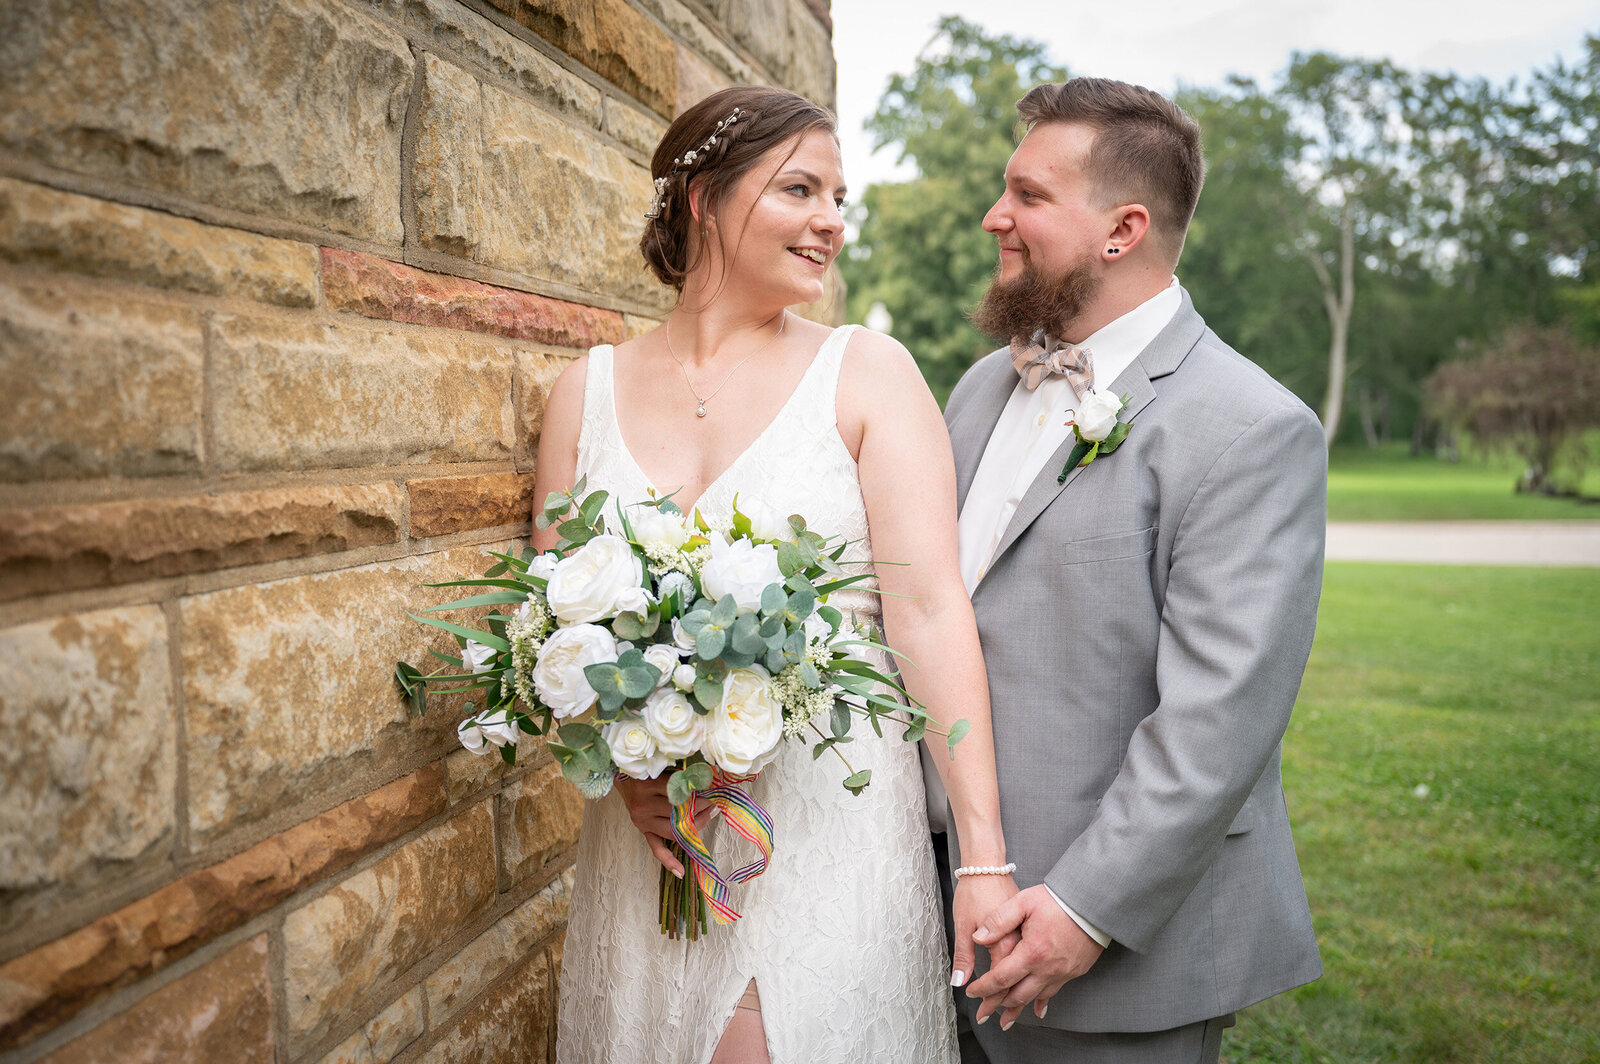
545, 534, 651, 624
1060, 390, 1132, 482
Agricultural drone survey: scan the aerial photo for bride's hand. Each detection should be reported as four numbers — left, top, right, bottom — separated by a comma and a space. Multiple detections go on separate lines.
950, 872, 1019, 991
613, 776, 712, 877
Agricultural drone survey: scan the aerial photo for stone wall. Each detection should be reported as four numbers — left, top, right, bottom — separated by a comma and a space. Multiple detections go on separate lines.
0, 1, 836, 1060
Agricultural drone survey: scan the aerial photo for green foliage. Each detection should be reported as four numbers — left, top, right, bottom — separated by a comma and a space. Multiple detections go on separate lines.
839, 16, 1067, 403
1233, 563, 1600, 1063
1327, 442, 1600, 520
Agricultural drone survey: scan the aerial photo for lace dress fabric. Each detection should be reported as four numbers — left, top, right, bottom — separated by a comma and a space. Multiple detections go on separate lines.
555, 325, 958, 1064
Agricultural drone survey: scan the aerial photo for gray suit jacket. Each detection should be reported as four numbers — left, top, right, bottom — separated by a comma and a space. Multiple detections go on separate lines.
945, 291, 1324, 1033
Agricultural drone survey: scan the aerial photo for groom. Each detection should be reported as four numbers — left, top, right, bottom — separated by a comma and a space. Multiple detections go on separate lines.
936, 78, 1325, 1063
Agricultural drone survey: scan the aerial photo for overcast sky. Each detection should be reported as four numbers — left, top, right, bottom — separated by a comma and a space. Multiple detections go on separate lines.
831, 1, 1599, 191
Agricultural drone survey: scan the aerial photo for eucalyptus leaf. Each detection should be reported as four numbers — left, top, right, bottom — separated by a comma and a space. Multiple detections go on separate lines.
709, 595, 738, 628
760, 583, 787, 615
775, 540, 806, 577
947, 718, 971, 756
695, 627, 726, 659
831, 700, 851, 737
694, 677, 723, 709
618, 665, 659, 699
799, 660, 821, 689
730, 613, 765, 656
579, 490, 610, 525
843, 769, 872, 795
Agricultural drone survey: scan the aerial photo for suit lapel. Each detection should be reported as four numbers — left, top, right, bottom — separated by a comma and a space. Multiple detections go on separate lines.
980, 292, 1208, 578
949, 353, 1022, 512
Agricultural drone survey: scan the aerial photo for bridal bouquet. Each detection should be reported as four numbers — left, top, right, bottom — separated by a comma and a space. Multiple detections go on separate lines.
395, 480, 966, 939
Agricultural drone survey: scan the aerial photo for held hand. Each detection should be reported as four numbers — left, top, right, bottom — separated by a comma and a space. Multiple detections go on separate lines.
966, 885, 1105, 1030
949, 873, 1018, 990
613, 776, 713, 877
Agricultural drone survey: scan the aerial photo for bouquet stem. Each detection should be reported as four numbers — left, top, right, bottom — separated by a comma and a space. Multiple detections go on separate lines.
659, 841, 708, 940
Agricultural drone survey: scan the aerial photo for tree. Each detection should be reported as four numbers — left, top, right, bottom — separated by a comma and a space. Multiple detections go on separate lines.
839, 17, 1067, 402
1425, 323, 1600, 494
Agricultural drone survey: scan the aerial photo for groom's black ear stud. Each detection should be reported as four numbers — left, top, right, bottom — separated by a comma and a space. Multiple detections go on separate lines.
1107, 247, 1120, 255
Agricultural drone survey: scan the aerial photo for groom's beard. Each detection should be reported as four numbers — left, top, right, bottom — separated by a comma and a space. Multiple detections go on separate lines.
970, 253, 1101, 346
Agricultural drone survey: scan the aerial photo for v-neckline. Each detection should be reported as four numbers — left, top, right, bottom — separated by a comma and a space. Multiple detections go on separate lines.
606, 325, 849, 516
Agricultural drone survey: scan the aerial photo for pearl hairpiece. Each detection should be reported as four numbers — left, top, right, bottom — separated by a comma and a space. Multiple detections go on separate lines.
643, 106, 745, 221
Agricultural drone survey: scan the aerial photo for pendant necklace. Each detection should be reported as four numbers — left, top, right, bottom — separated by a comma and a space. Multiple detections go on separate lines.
665, 311, 787, 417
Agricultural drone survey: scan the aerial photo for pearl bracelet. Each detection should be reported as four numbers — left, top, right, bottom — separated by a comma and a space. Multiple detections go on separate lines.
953, 862, 1016, 879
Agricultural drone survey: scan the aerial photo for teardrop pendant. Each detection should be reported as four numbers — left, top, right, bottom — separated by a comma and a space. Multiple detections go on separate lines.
695, 403, 707, 418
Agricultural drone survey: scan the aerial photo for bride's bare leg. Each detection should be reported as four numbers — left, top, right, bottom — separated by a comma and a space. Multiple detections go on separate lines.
709, 980, 770, 1064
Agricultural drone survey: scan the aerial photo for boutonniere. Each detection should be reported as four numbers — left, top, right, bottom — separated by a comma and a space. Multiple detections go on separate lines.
1058, 391, 1132, 483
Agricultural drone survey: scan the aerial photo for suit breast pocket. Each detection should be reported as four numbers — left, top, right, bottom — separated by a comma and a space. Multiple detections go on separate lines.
1056, 526, 1157, 566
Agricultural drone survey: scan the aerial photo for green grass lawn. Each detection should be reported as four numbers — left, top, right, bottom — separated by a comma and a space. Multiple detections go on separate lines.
1228, 563, 1600, 1064
1327, 443, 1600, 522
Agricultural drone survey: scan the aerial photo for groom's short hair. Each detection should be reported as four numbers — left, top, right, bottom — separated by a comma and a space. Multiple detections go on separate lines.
1017, 79, 1205, 259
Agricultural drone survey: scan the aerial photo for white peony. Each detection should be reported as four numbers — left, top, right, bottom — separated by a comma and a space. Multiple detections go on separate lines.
629, 505, 691, 552
462, 639, 497, 674
604, 715, 670, 780
700, 537, 783, 611
703, 666, 783, 775
532, 624, 617, 719
1073, 390, 1124, 442
641, 687, 707, 759
642, 643, 680, 686
546, 535, 651, 625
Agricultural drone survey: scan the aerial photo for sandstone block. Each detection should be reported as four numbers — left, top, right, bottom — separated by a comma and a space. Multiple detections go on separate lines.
0, 767, 443, 1051
0, 178, 319, 307
422, 867, 572, 1024
0, 275, 203, 482
35, 937, 271, 1064
444, 745, 510, 806
320, 248, 626, 347
723, 0, 791, 78
0, 0, 411, 243
315, 985, 424, 1064
177, 545, 505, 845
623, 313, 662, 341
603, 97, 670, 159
0, 484, 404, 602
207, 311, 516, 473
500, 761, 584, 885
355, 0, 602, 125
513, 348, 572, 470
787, 0, 838, 113
638, 0, 754, 89
799, 0, 831, 32
407, 472, 535, 538
283, 802, 496, 1054
418, 950, 551, 1064
411, 56, 673, 312
675, 42, 735, 116
0, 608, 173, 941
591, 0, 678, 118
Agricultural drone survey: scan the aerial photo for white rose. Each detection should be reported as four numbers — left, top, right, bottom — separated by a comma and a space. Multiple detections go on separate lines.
670, 617, 698, 654
546, 535, 651, 624
629, 505, 690, 552
642, 687, 707, 759
604, 715, 670, 780
457, 716, 492, 755
739, 498, 794, 542
642, 643, 680, 686
532, 624, 617, 719
476, 707, 520, 747
703, 666, 783, 775
1074, 390, 1123, 442
672, 663, 697, 691
700, 537, 783, 611
462, 638, 497, 674
528, 552, 559, 581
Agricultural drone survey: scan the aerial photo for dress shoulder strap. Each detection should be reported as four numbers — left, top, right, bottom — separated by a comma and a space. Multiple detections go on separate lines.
810, 324, 862, 411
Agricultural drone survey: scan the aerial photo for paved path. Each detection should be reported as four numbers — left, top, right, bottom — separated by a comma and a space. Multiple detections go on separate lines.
1326, 521, 1600, 566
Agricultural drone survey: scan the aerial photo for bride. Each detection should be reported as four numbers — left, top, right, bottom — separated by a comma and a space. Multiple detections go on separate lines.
534, 85, 1014, 1064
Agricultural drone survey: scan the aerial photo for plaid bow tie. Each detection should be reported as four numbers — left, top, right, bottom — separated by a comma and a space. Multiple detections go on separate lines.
1010, 332, 1094, 398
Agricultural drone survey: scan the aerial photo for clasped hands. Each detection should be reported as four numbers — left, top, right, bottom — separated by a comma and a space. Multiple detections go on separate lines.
956, 882, 1106, 1031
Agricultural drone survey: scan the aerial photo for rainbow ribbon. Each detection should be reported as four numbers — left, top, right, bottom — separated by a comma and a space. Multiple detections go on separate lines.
670, 770, 774, 925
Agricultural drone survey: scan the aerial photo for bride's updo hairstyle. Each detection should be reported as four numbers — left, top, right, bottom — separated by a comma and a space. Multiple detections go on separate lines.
640, 85, 835, 292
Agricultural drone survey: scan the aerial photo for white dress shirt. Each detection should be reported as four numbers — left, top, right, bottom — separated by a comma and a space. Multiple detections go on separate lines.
957, 278, 1182, 947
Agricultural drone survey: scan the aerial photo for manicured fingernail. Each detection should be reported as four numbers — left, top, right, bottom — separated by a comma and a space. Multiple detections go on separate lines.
974, 926, 990, 940
1001, 1018, 1015, 1032
673, 868, 683, 879
950, 970, 966, 988
975, 1013, 990, 1025
1039, 1005, 1048, 1019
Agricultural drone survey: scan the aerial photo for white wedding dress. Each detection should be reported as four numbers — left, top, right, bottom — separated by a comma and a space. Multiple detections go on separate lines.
555, 324, 958, 1064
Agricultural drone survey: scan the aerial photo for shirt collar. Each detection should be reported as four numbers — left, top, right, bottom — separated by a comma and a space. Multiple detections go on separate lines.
1073, 276, 1182, 394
